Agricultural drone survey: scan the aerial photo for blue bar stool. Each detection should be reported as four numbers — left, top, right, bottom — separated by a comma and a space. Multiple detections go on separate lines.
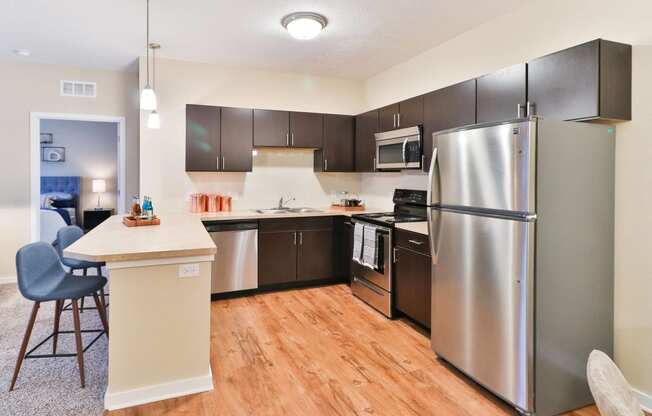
56, 226, 108, 312
9, 242, 109, 391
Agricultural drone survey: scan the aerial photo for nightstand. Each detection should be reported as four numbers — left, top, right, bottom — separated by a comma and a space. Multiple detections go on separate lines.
83, 208, 114, 232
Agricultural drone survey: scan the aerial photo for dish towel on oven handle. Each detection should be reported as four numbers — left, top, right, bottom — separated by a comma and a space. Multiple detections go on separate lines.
361, 224, 379, 269
352, 222, 364, 264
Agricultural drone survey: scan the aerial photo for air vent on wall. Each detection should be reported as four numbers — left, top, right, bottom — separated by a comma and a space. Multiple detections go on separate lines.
60, 80, 96, 97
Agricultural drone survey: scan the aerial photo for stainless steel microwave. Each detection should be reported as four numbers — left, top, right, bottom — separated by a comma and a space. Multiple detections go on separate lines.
375, 126, 422, 170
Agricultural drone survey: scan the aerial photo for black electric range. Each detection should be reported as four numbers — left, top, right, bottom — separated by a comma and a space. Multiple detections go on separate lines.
352, 189, 428, 228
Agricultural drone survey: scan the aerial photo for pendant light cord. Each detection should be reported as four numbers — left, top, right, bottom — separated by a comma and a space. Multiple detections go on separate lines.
152, 46, 156, 89
146, 0, 150, 86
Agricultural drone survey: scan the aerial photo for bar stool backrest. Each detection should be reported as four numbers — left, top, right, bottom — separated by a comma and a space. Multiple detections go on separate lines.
16, 242, 66, 301
56, 225, 84, 258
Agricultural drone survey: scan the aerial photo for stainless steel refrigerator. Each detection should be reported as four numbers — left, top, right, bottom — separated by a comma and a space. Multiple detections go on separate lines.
426, 117, 614, 415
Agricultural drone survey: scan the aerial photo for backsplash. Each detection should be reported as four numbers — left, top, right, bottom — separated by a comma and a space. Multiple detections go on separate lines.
186, 148, 362, 211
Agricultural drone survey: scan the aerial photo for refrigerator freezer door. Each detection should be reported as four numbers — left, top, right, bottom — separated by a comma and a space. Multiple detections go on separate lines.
431, 209, 535, 413
433, 120, 536, 213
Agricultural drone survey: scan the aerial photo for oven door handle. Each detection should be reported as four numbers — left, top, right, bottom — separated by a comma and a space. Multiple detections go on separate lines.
352, 276, 385, 296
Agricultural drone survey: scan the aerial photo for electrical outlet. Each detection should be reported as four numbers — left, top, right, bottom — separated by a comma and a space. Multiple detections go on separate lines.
178, 263, 200, 278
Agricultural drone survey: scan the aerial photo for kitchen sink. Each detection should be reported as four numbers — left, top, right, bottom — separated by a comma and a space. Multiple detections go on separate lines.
255, 208, 290, 214
287, 208, 323, 213
254, 207, 323, 214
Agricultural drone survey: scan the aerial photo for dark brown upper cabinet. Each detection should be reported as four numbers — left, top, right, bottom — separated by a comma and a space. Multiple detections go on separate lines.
378, 97, 424, 132
186, 105, 220, 172
290, 112, 323, 148
253, 109, 289, 147
528, 39, 631, 121
220, 107, 253, 172
379, 103, 400, 132
315, 114, 354, 172
398, 95, 424, 128
422, 80, 476, 171
476, 63, 527, 123
354, 110, 379, 172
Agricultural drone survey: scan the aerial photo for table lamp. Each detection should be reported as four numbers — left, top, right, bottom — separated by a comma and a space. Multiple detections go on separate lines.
92, 179, 106, 209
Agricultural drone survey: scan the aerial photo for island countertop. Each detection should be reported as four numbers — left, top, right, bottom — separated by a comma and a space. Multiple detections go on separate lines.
64, 213, 217, 263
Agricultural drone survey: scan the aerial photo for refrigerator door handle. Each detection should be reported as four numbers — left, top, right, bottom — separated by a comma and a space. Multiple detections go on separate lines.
427, 208, 441, 265
427, 147, 439, 206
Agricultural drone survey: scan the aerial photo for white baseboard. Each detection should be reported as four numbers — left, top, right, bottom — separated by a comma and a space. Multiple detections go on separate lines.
104, 367, 213, 411
633, 387, 652, 413
0, 275, 16, 285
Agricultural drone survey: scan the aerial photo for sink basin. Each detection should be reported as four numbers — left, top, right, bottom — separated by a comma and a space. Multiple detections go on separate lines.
255, 208, 290, 214
254, 207, 323, 214
287, 207, 323, 213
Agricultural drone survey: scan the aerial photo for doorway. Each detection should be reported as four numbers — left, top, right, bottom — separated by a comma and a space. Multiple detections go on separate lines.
30, 113, 126, 242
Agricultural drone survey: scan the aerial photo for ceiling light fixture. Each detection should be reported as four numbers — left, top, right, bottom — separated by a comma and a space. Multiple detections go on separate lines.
13, 49, 31, 57
147, 43, 161, 129
140, 0, 157, 110
281, 12, 327, 40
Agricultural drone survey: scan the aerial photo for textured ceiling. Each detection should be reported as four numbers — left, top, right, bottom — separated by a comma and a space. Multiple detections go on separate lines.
0, 0, 527, 79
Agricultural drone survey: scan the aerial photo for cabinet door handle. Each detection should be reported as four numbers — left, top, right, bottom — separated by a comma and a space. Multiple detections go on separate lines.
222, 156, 225, 171
373, 157, 376, 172
286, 133, 290, 146
392, 113, 396, 128
324, 159, 328, 171
393, 247, 398, 263
216, 156, 220, 170
291, 132, 294, 146
293, 231, 297, 245
408, 239, 424, 246
299, 232, 303, 245
397, 113, 401, 128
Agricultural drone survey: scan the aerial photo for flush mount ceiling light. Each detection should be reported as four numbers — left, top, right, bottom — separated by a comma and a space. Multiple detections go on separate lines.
281, 12, 327, 40
13, 49, 31, 57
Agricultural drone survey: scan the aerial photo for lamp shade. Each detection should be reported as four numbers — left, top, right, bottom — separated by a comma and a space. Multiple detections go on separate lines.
147, 110, 161, 129
92, 179, 106, 193
140, 86, 157, 110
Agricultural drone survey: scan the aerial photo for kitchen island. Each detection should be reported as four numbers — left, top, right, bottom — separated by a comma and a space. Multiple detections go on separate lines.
64, 214, 217, 411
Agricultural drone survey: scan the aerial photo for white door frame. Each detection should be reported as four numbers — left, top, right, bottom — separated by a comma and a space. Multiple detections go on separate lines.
30, 112, 127, 242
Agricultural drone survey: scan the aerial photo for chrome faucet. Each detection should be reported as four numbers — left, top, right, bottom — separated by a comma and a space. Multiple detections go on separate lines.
278, 196, 295, 209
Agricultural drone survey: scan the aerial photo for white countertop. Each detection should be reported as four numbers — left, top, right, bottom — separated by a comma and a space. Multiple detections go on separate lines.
64, 213, 217, 263
395, 221, 428, 235
197, 206, 386, 221
64, 207, 386, 263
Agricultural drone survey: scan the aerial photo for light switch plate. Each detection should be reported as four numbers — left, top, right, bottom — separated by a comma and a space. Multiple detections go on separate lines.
178, 263, 200, 278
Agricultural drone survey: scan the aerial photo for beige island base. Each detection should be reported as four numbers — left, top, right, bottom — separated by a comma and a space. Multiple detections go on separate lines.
64, 214, 217, 410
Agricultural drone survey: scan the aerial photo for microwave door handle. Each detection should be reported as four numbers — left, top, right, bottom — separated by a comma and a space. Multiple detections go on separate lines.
402, 139, 408, 166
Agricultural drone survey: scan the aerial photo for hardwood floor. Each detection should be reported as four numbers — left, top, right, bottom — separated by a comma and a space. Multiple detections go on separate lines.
107, 284, 599, 416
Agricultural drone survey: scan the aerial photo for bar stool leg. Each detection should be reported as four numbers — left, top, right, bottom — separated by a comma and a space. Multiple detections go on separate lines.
92, 292, 109, 338
99, 286, 108, 312
52, 300, 63, 354
71, 299, 85, 388
80, 269, 87, 313
10, 301, 40, 391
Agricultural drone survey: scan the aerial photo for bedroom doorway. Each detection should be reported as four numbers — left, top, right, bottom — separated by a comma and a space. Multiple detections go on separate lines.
30, 113, 126, 243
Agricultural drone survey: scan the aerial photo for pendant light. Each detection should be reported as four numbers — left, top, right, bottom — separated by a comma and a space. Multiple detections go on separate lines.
140, 0, 157, 110
147, 43, 161, 129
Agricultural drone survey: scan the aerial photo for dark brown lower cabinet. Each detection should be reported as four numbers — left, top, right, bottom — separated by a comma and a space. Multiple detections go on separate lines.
258, 230, 297, 286
258, 217, 336, 287
394, 230, 432, 328
297, 229, 333, 281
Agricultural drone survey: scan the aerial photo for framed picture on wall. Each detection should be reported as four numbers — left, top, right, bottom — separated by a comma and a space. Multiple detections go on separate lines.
40, 133, 54, 144
41, 146, 66, 162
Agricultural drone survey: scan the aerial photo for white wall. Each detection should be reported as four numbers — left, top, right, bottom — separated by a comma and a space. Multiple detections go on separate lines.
0, 61, 139, 280
362, 0, 652, 402
139, 58, 365, 213
40, 119, 118, 213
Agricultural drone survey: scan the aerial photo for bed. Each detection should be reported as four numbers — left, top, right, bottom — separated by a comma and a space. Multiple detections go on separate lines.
40, 176, 81, 243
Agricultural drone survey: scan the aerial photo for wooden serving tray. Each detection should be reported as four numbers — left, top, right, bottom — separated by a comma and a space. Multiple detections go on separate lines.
123, 216, 161, 227
330, 204, 365, 212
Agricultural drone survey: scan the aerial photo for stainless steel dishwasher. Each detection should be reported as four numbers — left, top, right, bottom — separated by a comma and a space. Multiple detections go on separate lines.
204, 221, 258, 294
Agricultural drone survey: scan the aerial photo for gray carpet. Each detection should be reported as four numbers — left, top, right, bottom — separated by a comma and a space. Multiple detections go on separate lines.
0, 283, 107, 416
